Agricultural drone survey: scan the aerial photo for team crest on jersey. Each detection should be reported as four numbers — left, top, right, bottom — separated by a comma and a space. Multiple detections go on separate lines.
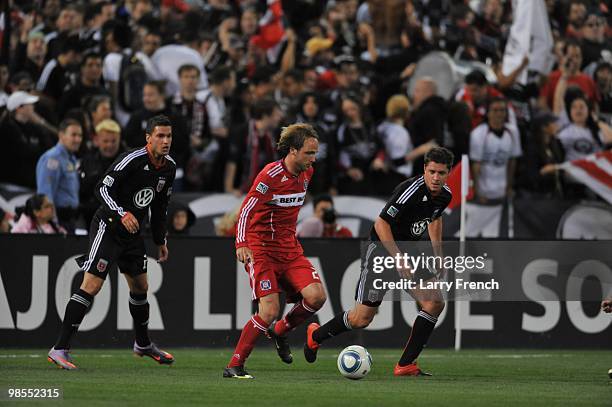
97, 259, 108, 273
260, 280, 272, 290
368, 290, 379, 303
387, 206, 399, 218
103, 175, 114, 187
156, 178, 166, 192
304, 179, 309, 191
256, 182, 269, 194
411, 218, 431, 237
133, 187, 155, 208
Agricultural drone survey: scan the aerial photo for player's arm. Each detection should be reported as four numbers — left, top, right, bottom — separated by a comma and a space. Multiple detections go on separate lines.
428, 217, 445, 278
150, 173, 175, 263
36, 155, 60, 204
235, 172, 273, 263
94, 154, 139, 232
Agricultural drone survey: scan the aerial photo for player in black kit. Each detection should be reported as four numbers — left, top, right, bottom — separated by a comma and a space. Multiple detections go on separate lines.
304, 147, 454, 376
48, 115, 176, 370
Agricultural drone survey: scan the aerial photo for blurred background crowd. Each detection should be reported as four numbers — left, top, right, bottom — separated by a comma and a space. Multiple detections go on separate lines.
0, 0, 610, 236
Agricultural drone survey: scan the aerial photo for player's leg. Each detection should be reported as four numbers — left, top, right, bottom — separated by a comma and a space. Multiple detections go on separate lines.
395, 283, 445, 376
225, 292, 280, 378
123, 272, 175, 365
304, 302, 377, 363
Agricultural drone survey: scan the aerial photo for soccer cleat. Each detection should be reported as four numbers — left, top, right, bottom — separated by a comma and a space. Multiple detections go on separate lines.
133, 342, 175, 365
47, 347, 77, 370
303, 322, 320, 363
223, 366, 254, 379
393, 362, 432, 376
268, 327, 293, 364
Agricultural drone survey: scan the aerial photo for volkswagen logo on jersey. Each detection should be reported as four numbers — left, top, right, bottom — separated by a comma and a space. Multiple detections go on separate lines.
411, 218, 431, 237
133, 187, 155, 209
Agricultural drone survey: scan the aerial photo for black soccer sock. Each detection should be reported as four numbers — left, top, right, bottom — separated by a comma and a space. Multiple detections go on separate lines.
129, 292, 151, 347
54, 289, 93, 350
398, 310, 438, 366
312, 311, 352, 344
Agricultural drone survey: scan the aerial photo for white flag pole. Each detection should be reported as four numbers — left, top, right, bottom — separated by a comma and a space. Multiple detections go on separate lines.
455, 154, 469, 351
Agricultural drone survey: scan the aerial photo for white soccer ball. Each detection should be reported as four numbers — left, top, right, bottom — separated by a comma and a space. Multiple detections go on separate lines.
337, 345, 372, 380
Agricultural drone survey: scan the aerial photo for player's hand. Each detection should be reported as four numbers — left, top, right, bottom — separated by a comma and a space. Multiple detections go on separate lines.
157, 244, 169, 263
121, 212, 139, 234
602, 299, 612, 313
236, 247, 254, 264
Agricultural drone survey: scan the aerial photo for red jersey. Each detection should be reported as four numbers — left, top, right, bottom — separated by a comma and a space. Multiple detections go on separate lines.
236, 160, 314, 253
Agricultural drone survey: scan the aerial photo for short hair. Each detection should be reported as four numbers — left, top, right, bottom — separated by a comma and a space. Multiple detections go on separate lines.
178, 64, 200, 78
313, 194, 333, 210
252, 66, 275, 85
251, 98, 279, 120
424, 147, 454, 170
209, 66, 233, 85
486, 96, 507, 112
146, 114, 172, 135
386, 94, 410, 119
284, 69, 304, 83
59, 118, 82, 133
562, 38, 582, 54
465, 70, 487, 86
86, 95, 111, 114
277, 123, 319, 157
112, 22, 133, 49
58, 35, 83, 55
144, 80, 165, 96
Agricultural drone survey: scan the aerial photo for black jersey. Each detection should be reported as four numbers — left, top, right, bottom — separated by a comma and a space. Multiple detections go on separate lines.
370, 175, 452, 241
94, 147, 176, 245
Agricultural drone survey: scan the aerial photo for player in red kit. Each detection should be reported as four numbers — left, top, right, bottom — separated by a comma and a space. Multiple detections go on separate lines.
223, 123, 327, 379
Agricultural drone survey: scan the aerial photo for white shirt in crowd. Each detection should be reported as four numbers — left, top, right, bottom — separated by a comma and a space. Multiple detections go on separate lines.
196, 89, 226, 132
102, 49, 160, 126
557, 123, 603, 162
152, 44, 209, 98
469, 123, 522, 200
377, 120, 414, 178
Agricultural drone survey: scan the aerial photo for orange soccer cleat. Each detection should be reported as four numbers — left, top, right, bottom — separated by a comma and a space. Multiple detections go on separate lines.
393, 362, 432, 376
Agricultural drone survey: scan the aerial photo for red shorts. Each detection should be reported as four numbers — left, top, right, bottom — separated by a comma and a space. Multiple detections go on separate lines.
246, 250, 320, 302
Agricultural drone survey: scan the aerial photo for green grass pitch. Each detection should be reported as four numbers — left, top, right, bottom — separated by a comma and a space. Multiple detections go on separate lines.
1, 348, 610, 406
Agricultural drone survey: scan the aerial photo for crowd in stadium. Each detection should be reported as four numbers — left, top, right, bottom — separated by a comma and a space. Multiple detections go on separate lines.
0, 0, 611, 234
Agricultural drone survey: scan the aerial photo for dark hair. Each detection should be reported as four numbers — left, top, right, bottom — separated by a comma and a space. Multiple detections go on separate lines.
59, 118, 82, 133
112, 22, 133, 49
277, 123, 319, 157
146, 115, 172, 135
86, 94, 111, 114
562, 38, 581, 55
465, 70, 488, 86
252, 66, 275, 85
144, 80, 166, 96
85, 1, 111, 22
565, 94, 602, 146
178, 64, 200, 78
313, 194, 333, 210
251, 98, 279, 120
24, 194, 47, 218
486, 96, 507, 113
424, 147, 454, 170
284, 69, 304, 83
58, 35, 83, 54
209, 66, 233, 85
80, 51, 102, 67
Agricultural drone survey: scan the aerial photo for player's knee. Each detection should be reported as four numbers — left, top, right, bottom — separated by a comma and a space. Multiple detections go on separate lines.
423, 300, 445, 317
131, 281, 148, 293
258, 308, 278, 325
80, 277, 103, 296
307, 291, 327, 310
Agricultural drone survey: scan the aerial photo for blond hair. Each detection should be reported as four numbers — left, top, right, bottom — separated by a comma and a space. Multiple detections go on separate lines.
277, 123, 318, 156
386, 94, 411, 120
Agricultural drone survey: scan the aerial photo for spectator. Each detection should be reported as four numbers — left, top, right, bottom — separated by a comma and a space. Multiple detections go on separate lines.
36, 119, 83, 232
297, 194, 353, 238
11, 194, 66, 234
79, 119, 126, 226
58, 52, 109, 119
11, 22, 47, 80
167, 202, 196, 235
141, 30, 162, 58
0, 91, 55, 188
83, 95, 113, 142
0, 208, 11, 233
225, 98, 283, 194
36, 36, 83, 103
564, 0, 587, 39
336, 94, 384, 195
594, 62, 612, 124
580, 9, 609, 70
82, 2, 115, 53
539, 39, 598, 110
467, 97, 522, 238
275, 69, 305, 119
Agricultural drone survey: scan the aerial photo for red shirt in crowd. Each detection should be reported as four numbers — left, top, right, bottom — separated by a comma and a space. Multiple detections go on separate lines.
540, 70, 599, 109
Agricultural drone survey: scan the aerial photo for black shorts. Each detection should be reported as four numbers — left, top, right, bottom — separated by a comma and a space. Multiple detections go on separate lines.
354, 241, 437, 307
76, 215, 147, 280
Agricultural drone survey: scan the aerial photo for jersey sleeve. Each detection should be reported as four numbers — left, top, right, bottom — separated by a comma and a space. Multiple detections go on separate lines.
150, 171, 175, 246
378, 179, 422, 225
94, 153, 139, 222
235, 170, 274, 249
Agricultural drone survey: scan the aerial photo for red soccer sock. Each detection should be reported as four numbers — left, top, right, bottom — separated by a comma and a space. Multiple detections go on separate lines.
274, 299, 318, 336
228, 314, 269, 368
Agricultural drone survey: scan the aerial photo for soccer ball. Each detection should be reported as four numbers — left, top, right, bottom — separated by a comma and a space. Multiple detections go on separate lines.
337, 345, 372, 380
